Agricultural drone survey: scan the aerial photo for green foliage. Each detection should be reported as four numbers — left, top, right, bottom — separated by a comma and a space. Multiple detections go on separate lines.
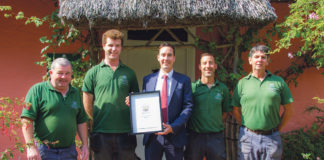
0, 6, 12, 18
273, 0, 324, 68
305, 97, 324, 131
281, 127, 324, 160
38, 10, 82, 52
0, 6, 46, 27
313, 97, 324, 104
0, 6, 11, 11
1, 3, 97, 90
282, 98, 324, 160
195, 26, 260, 89
0, 97, 25, 160
273, 52, 317, 86
15, 11, 24, 20
36, 9, 94, 89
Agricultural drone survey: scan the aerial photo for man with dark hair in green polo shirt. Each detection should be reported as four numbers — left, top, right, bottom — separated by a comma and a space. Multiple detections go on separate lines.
185, 53, 231, 160
82, 29, 139, 160
232, 45, 294, 160
21, 57, 89, 160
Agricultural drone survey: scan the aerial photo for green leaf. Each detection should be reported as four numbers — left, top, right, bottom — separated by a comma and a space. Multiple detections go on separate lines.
15, 11, 24, 20
0, 6, 12, 11
208, 27, 213, 33
3, 13, 12, 18
18, 147, 24, 153
41, 45, 50, 54
39, 36, 48, 43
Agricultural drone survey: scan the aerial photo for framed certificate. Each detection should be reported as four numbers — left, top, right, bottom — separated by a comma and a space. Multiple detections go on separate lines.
129, 91, 163, 134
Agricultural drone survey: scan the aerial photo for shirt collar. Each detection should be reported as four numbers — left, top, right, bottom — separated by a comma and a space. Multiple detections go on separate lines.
46, 80, 73, 94
100, 60, 125, 68
245, 70, 272, 80
196, 78, 219, 87
158, 69, 174, 79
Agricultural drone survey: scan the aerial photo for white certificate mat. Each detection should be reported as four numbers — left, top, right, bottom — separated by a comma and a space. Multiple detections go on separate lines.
130, 91, 163, 134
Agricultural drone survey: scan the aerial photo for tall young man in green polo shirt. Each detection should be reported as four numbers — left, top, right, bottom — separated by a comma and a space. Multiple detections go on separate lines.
21, 58, 89, 160
232, 45, 294, 160
82, 29, 139, 160
185, 53, 231, 160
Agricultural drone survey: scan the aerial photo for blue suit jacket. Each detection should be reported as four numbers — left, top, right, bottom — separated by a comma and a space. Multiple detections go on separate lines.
142, 71, 193, 148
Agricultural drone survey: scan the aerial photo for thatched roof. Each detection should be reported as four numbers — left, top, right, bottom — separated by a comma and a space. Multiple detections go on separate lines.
59, 0, 277, 30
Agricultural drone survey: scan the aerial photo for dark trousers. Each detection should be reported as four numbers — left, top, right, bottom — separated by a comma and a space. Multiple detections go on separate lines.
38, 143, 77, 160
145, 134, 184, 160
185, 131, 226, 160
90, 132, 137, 160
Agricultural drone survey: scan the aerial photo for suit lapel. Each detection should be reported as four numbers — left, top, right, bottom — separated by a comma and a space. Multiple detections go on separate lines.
147, 72, 158, 91
169, 72, 178, 104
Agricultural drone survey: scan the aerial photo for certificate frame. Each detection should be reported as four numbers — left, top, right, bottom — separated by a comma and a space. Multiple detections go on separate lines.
129, 91, 163, 134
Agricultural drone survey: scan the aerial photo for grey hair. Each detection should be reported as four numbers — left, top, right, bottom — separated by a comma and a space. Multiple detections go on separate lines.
249, 45, 270, 57
51, 57, 72, 70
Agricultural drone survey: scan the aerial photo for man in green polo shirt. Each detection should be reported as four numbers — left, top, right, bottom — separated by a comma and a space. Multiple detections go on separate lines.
184, 53, 231, 160
21, 58, 89, 160
232, 45, 294, 160
82, 29, 139, 160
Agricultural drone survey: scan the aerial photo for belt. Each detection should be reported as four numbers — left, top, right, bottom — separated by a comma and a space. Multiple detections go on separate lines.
244, 126, 279, 135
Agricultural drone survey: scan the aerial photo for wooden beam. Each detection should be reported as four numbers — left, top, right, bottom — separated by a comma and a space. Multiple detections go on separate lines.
216, 27, 228, 41
221, 46, 233, 65
145, 29, 164, 46
165, 28, 184, 45
184, 27, 197, 40
123, 44, 196, 50
215, 44, 234, 48
123, 43, 233, 50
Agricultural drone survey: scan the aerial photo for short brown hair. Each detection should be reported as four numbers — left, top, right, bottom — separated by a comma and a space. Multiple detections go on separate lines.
200, 53, 215, 64
159, 42, 175, 56
102, 29, 124, 46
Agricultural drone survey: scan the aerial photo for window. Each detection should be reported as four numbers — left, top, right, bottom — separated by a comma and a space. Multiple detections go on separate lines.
128, 29, 188, 42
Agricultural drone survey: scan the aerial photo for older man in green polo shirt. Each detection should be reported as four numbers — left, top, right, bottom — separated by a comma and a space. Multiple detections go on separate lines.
185, 53, 231, 160
82, 29, 139, 160
21, 58, 89, 160
232, 45, 294, 160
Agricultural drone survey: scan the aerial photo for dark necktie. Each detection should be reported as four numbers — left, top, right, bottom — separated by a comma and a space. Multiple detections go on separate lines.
161, 75, 168, 123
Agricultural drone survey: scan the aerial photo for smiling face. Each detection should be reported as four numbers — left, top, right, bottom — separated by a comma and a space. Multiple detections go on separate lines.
199, 55, 217, 78
103, 37, 122, 62
249, 51, 269, 72
157, 46, 176, 73
49, 64, 72, 91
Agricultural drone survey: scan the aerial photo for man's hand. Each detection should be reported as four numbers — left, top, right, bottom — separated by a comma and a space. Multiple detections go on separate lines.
155, 123, 173, 135
80, 145, 89, 160
27, 145, 41, 160
125, 96, 130, 107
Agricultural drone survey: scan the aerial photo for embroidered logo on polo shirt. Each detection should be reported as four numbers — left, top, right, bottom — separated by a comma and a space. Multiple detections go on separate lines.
119, 75, 129, 86
71, 101, 79, 109
215, 93, 223, 100
268, 83, 277, 92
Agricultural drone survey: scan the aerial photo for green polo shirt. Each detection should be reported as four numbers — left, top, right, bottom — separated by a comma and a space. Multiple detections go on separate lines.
21, 81, 88, 148
232, 71, 294, 130
189, 79, 232, 133
82, 61, 139, 133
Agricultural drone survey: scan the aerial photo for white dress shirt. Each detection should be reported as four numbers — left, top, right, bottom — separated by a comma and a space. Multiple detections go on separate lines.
155, 69, 174, 106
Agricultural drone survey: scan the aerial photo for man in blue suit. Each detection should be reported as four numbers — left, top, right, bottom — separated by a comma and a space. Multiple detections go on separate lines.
142, 42, 193, 160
